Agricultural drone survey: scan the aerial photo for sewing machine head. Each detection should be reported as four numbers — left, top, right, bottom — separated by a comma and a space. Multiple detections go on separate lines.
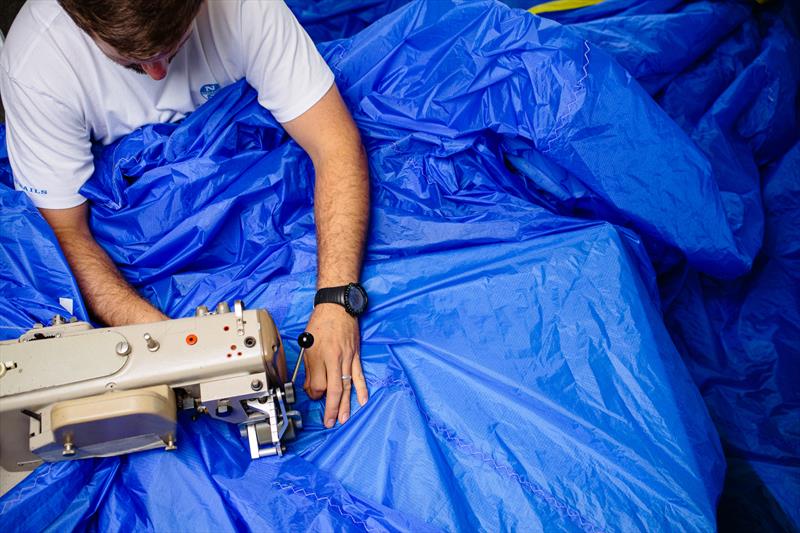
0, 301, 302, 472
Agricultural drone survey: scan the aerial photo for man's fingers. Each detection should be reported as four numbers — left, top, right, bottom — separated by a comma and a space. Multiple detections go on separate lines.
338, 377, 352, 424
323, 360, 343, 428
352, 353, 369, 406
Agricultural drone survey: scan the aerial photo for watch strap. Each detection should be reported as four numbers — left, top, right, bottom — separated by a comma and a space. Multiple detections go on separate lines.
314, 286, 347, 308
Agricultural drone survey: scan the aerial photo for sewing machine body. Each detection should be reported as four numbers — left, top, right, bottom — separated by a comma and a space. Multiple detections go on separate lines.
0, 302, 301, 472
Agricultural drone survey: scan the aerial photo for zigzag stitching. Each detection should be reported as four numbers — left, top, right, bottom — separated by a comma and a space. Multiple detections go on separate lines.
272, 480, 378, 533
365, 374, 603, 531
544, 40, 591, 154
1, 463, 53, 515
368, 376, 412, 392
425, 416, 604, 533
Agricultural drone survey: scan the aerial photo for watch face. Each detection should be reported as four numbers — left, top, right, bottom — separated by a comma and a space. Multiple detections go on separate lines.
346, 285, 367, 313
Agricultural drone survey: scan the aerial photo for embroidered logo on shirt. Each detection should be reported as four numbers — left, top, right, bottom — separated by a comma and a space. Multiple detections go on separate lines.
200, 83, 221, 100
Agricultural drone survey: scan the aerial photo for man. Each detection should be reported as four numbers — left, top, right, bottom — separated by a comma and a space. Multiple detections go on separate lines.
0, 0, 369, 427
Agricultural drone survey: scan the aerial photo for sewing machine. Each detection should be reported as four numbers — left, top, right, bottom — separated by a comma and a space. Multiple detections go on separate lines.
0, 301, 302, 474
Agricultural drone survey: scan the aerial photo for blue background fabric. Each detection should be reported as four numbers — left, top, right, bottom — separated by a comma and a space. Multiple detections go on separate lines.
0, 0, 798, 531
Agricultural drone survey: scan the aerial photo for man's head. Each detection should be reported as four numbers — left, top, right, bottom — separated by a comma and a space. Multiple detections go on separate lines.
58, 0, 204, 80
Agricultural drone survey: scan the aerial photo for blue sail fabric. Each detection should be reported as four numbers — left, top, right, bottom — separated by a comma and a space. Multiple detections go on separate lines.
521, 2, 800, 527
666, 143, 800, 532
285, 0, 413, 43
491, 2, 800, 528
0, 0, 798, 530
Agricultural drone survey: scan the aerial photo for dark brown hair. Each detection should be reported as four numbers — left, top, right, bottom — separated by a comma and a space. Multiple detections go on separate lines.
58, 0, 204, 61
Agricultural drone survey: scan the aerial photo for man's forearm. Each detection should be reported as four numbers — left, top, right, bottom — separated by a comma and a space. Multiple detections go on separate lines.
41, 204, 166, 326
314, 144, 369, 288
57, 231, 165, 325
282, 85, 370, 289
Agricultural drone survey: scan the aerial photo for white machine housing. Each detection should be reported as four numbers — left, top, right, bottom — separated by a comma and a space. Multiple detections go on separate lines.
0, 301, 301, 471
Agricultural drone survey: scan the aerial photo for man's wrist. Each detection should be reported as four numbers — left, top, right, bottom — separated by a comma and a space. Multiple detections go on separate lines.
314, 282, 368, 317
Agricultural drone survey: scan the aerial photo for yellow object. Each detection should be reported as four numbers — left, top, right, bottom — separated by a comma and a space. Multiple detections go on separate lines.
530, 0, 767, 15
529, 0, 606, 15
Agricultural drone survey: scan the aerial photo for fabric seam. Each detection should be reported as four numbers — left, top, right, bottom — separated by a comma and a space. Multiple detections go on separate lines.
379, 376, 604, 532
272, 480, 378, 532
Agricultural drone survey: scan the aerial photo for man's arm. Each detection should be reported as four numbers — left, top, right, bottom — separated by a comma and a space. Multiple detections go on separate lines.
282, 84, 370, 427
40, 203, 168, 326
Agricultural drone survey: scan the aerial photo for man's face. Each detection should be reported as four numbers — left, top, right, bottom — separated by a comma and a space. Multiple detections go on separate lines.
95, 28, 192, 81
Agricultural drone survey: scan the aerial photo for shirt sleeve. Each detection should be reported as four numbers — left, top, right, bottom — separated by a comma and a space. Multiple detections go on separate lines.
0, 68, 93, 209
239, 0, 335, 124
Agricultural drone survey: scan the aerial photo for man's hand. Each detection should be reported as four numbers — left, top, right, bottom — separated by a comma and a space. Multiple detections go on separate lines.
303, 304, 369, 427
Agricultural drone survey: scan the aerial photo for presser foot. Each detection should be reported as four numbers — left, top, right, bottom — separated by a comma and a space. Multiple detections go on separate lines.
239, 383, 302, 459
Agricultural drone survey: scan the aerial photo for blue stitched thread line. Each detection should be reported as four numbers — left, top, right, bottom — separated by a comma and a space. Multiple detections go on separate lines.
424, 416, 604, 533
327, 40, 353, 81
1, 463, 53, 515
272, 480, 379, 533
543, 40, 591, 154
368, 376, 412, 391
376, 376, 603, 532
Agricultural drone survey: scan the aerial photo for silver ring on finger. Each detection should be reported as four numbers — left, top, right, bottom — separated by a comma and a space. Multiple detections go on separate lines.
341, 374, 352, 381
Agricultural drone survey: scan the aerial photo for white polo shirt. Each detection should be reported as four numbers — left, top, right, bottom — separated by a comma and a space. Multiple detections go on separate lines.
0, 0, 335, 209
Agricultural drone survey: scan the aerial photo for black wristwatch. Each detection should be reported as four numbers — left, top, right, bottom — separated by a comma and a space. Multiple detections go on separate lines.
314, 283, 368, 317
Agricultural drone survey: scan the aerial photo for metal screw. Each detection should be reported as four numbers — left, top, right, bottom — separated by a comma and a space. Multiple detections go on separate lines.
62, 437, 76, 456
216, 302, 231, 314
115, 341, 131, 356
251, 379, 263, 391
244, 336, 257, 348
143, 333, 160, 352
195, 305, 210, 317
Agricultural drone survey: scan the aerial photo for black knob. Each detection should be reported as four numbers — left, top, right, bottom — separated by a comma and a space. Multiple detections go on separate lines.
297, 332, 314, 349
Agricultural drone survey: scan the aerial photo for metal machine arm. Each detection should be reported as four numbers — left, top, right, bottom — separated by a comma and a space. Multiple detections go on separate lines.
0, 301, 302, 471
